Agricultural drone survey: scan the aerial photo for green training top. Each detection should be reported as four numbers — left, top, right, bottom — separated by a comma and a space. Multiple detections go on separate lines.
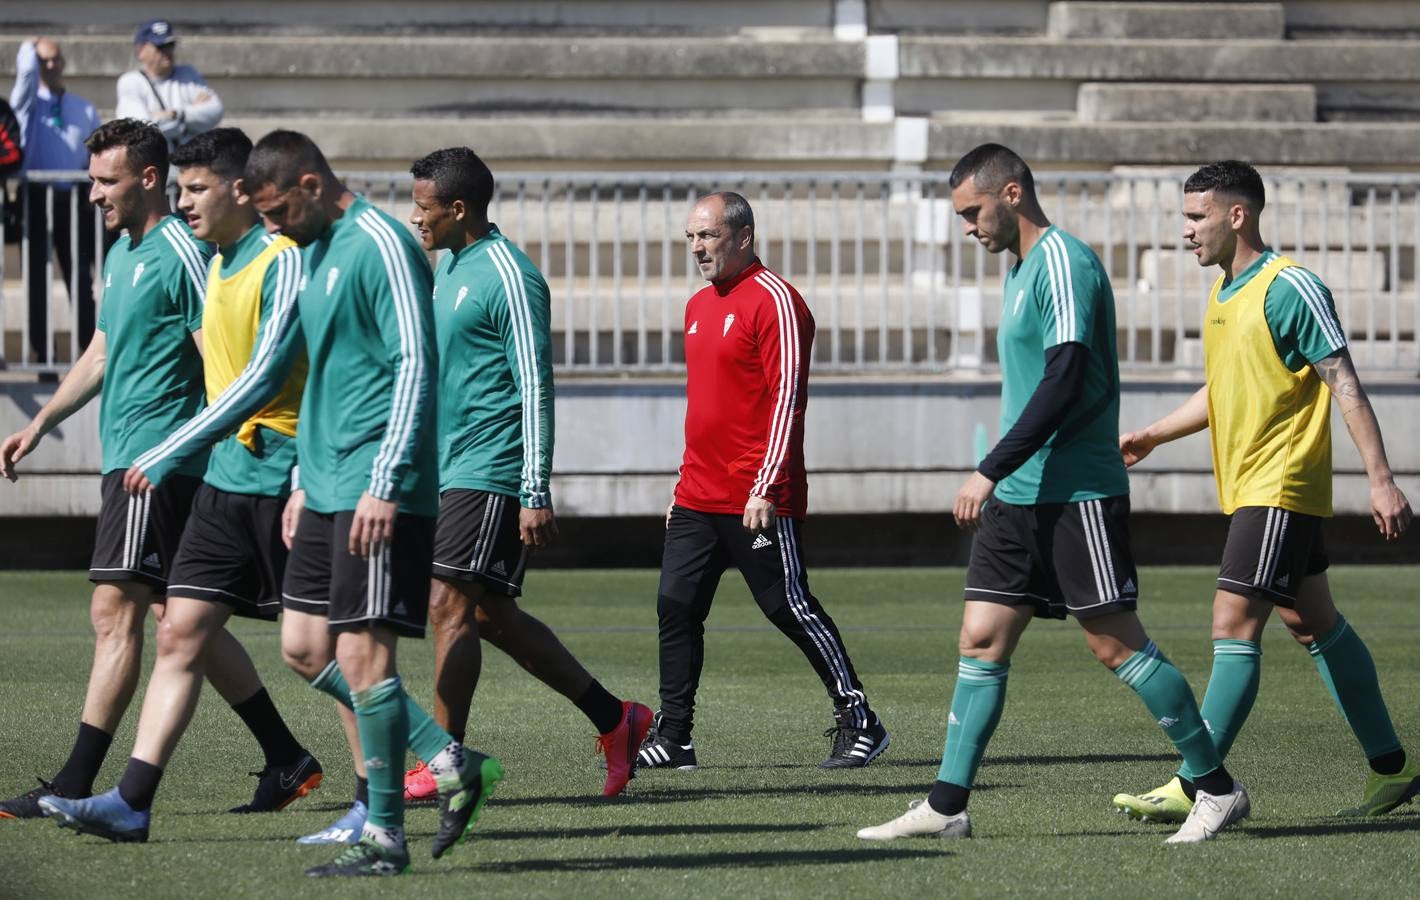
96, 214, 210, 476
433, 225, 554, 506
1215, 248, 1347, 370
995, 225, 1129, 505
296, 195, 439, 516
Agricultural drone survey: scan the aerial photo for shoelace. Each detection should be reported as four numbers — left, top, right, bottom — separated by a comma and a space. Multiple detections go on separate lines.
823, 725, 856, 756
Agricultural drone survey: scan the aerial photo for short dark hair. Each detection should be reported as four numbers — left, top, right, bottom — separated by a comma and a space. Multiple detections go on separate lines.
409, 147, 495, 217
948, 142, 1036, 197
1184, 160, 1266, 211
244, 129, 334, 193
700, 191, 754, 235
85, 118, 168, 175
171, 127, 253, 181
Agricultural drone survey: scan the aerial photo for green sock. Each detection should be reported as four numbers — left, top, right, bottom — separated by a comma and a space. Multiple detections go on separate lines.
310, 661, 455, 765
351, 676, 409, 831
936, 658, 1010, 788
1308, 616, 1402, 759
1196, 639, 1262, 762
1115, 641, 1222, 782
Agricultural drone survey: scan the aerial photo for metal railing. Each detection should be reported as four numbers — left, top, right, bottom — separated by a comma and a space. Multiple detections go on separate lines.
5, 170, 1418, 375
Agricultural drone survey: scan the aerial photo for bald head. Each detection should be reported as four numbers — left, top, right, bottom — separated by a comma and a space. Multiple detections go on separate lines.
686, 191, 756, 284
33, 38, 66, 92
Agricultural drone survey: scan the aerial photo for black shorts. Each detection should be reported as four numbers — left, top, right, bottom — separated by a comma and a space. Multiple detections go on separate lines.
280, 508, 435, 638
963, 495, 1140, 620
166, 484, 288, 620
431, 490, 527, 597
89, 471, 201, 592
1216, 506, 1328, 607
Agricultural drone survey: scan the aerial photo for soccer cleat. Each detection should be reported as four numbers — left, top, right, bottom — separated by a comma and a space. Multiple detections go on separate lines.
0, 778, 80, 820
305, 836, 409, 877
1165, 780, 1250, 844
39, 787, 150, 843
297, 800, 368, 845
431, 753, 503, 859
230, 752, 323, 813
1112, 776, 1193, 824
820, 715, 890, 769
1335, 760, 1420, 816
404, 760, 437, 803
597, 700, 654, 796
857, 799, 972, 840
636, 733, 698, 771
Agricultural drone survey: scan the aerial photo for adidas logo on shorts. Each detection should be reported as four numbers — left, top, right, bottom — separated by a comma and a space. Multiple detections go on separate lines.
490, 560, 508, 576
142, 552, 160, 570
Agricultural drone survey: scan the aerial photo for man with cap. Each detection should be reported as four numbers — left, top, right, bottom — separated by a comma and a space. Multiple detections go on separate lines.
115, 19, 223, 150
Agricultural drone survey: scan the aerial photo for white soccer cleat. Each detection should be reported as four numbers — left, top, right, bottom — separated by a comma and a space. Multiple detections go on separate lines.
1164, 780, 1250, 844
857, 799, 971, 841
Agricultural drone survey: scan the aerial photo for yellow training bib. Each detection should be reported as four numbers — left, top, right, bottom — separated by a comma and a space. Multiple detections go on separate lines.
1203, 255, 1332, 516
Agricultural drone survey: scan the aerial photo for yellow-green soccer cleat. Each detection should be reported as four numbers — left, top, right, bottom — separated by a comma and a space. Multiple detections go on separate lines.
1335, 760, 1420, 816
1112, 776, 1193, 824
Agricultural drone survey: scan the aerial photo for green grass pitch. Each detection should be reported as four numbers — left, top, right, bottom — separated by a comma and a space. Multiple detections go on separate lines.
2, 566, 1418, 898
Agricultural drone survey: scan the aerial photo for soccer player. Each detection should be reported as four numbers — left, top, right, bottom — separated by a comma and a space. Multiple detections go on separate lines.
856, 144, 1246, 845
36, 128, 323, 841
0, 120, 304, 823
1111, 160, 1416, 823
243, 130, 500, 877
635, 191, 889, 772
401, 146, 652, 801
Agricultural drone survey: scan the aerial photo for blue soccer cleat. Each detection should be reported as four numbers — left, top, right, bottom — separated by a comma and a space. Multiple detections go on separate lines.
39, 787, 150, 843
297, 800, 367, 845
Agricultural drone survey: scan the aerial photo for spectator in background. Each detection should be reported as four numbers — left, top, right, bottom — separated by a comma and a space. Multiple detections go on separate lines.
10, 37, 102, 363
115, 19, 223, 150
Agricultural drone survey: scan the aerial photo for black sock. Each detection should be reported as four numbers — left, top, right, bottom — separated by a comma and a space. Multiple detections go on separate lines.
117, 758, 164, 812
927, 780, 970, 816
1179, 776, 1198, 803
354, 776, 368, 807
449, 732, 466, 747
1191, 766, 1233, 798
231, 688, 304, 767
50, 722, 113, 797
574, 680, 624, 735
1369, 749, 1407, 776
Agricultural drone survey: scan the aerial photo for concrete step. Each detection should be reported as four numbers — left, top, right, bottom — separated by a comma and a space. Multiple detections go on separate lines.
1078, 83, 1316, 123
900, 36, 1420, 83
1047, 2, 1285, 41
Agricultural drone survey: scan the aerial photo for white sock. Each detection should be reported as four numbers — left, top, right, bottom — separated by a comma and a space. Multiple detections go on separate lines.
427, 741, 467, 792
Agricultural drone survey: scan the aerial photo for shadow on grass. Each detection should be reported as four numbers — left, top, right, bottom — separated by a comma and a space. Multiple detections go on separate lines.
1244, 816, 1420, 839
426, 846, 947, 874
985, 752, 1178, 766
410, 822, 829, 842
498, 781, 1015, 808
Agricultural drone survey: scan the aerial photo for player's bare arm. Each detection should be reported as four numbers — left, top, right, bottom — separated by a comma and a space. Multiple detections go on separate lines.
1313, 349, 1412, 540
520, 505, 558, 551
1119, 384, 1210, 467
1, 330, 107, 481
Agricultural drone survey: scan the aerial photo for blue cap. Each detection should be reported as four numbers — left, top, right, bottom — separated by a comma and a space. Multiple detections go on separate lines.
133, 18, 177, 47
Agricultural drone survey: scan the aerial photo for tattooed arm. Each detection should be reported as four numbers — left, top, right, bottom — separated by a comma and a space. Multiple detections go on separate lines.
1313, 350, 1412, 540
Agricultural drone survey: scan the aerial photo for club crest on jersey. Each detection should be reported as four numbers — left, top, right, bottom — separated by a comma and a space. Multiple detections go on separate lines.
688, 320, 698, 335
326, 268, 340, 295
131, 262, 145, 287
455, 286, 470, 310
723, 313, 735, 336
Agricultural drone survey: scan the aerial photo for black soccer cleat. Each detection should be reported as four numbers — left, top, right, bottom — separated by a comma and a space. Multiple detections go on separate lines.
0, 778, 82, 820
431, 753, 503, 859
305, 837, 409, 877
229, 752, 323, 813
820, 716, 890, 769
635, 713, 698, 771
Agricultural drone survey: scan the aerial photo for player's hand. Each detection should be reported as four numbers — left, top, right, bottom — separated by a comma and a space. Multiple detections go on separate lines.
1119, 430, 1157, 468
520, 505, 558, 551
953, 471, 996, 530
665, 502, 675, 529
743, 495, 775, 533
348, 492, 397, 559
1370, 479, 1412, 542
0, 427, 41, 482
282, 488, 306, 550
123, 464, 154, 495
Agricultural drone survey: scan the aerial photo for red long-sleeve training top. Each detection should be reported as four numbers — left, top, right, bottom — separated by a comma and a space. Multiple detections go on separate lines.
674, 259, 813, 520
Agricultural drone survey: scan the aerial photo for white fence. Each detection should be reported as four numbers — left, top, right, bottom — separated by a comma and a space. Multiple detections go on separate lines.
5, 170, 1418, 374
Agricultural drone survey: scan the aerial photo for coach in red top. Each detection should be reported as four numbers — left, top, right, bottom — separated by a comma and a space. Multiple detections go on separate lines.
635, 192, 889, 772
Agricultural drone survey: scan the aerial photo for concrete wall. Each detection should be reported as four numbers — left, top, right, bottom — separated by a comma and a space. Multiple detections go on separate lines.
3, 377, 1417, 518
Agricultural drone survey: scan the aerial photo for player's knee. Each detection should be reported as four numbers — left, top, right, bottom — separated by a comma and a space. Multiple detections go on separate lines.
154, 613, 205, 662
89, 583, 144, 641
281, 639, 323, 680
429, 579, 473, 629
